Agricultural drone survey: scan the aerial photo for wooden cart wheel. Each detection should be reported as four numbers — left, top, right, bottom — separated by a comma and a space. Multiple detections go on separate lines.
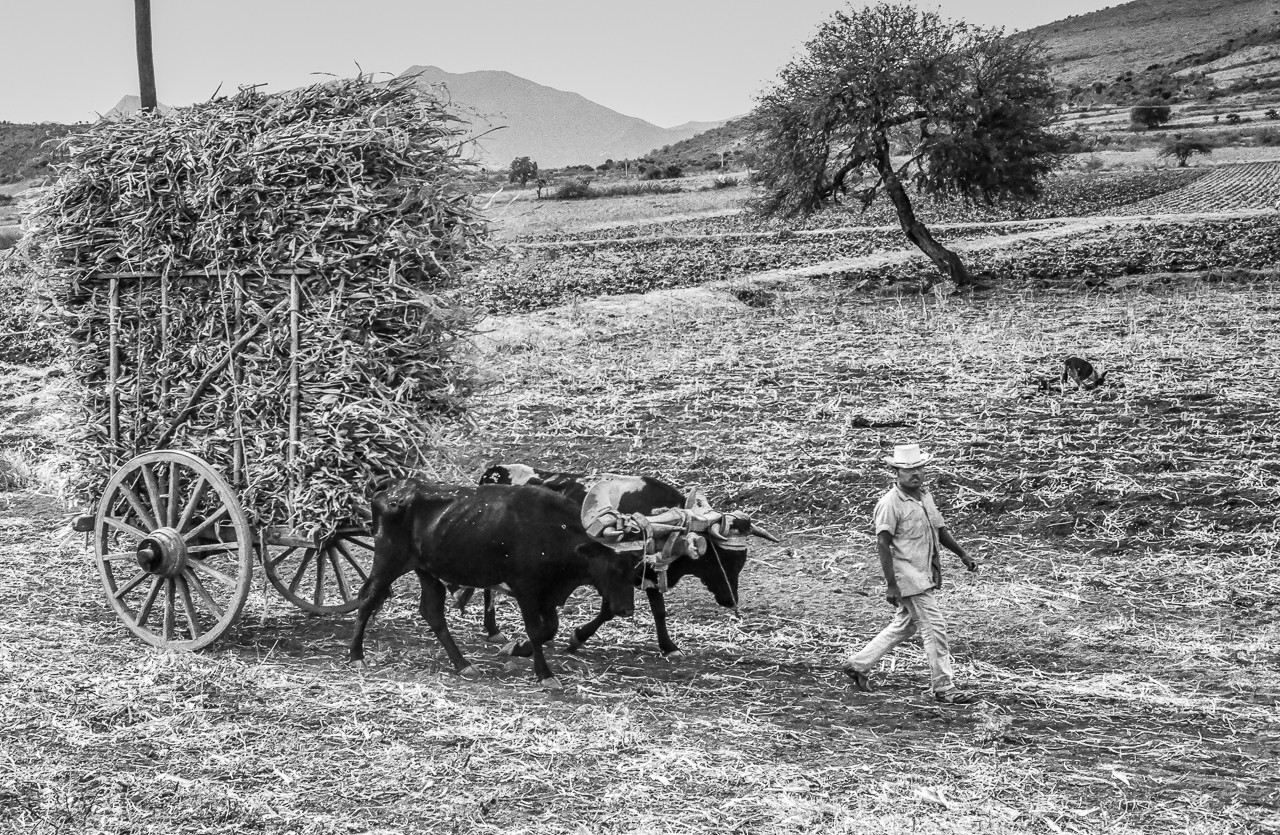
93, 450, 254, 650
262, 528, 373, 614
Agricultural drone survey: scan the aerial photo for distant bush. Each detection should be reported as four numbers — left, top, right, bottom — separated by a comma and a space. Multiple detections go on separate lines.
543, 179, 684, 201
1256, 127, 1280, 146
640, 164, 683, 181
552, 179, 594, 199
1225, 112, 1242, 125
711, 175, 741, 189
1130, 102, 1172, 130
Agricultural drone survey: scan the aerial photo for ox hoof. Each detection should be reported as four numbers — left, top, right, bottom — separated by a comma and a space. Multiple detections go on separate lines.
484, 632, 509, 644
349, 659, 370, 671
499, 640, 519, 657
539, 676, 563, 691
565, 637, 583, 654
458, 665, 480, 680
663, 650, 685, 663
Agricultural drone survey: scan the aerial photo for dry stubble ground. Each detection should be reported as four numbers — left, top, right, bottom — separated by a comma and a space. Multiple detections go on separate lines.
1, 174, 1279, 835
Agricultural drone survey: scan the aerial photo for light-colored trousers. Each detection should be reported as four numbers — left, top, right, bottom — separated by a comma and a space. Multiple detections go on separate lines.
846, 589, 956, 694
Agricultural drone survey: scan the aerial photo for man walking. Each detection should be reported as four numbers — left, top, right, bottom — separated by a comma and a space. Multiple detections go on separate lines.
842, 443, 980, 704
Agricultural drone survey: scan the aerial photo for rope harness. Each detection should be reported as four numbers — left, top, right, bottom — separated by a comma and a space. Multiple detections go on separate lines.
582, 482, 752, 594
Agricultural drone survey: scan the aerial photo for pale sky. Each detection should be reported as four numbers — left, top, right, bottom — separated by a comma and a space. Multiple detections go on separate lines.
3, 1, 1119, 127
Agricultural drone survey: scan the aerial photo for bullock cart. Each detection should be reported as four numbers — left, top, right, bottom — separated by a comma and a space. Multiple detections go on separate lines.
21, 75, 488, 652
70, 266, 381, 650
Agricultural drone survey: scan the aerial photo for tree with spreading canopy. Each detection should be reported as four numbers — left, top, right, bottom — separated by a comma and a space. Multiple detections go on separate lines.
753, 2, 1065, 287
509, 156, 538, 186
1157, 134, 1213, 167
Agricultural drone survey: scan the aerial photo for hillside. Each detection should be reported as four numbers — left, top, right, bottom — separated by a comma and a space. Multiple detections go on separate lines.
1025, 0, 1280, 102
640, 115, 758, 171
398, 66, 730, 169
0, 122, 75, 185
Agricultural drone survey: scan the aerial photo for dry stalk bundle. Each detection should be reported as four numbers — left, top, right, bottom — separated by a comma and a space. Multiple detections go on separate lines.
21, 74, 490, 538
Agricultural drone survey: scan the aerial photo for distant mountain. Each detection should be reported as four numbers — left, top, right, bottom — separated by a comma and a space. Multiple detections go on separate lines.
1023, 0, 1280, 102
397, 65, 731, 169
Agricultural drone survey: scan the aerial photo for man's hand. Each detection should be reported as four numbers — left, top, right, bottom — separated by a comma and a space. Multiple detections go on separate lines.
885, 583, 901, 606
961, 552, 979, 573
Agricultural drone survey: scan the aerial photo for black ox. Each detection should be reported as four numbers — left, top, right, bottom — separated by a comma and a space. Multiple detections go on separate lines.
348, 480, 636, 688
477, 464, 778, 659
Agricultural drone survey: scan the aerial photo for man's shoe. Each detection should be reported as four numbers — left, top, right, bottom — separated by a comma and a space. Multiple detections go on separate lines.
934, 689, 979, 705
841, 664, 873, 692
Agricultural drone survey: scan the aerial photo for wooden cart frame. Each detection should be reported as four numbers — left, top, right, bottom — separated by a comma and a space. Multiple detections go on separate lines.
72, 268, 375, 650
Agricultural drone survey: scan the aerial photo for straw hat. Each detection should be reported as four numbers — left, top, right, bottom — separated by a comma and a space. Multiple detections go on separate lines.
882, 443, 932, 468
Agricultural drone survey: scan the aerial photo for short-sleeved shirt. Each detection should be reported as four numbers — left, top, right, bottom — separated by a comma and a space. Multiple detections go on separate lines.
873, 486, 947, 597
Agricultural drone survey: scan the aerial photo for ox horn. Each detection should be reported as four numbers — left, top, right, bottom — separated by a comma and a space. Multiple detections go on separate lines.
749, 521, 781, 543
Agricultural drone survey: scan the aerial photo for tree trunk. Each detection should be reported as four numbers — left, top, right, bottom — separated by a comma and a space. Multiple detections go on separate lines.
873, 136, 970, 288
134, 0, 157, 112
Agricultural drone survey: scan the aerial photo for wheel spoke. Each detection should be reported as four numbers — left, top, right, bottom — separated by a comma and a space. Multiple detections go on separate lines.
265, 546, 297, 569
287, 550, 316, 595
183, 568, 225, 620
141, 464, 165, 532
313, 544, 328, 606
176, 476, 209, 534
344, 535, 374, 551
162, 579, 176, 642
117, 482, 158, 533
166, 460, 180, 527
102, 515, 148, 543
189, 559, 238, 588
135, 576, 163, 627
326, 546, 355, 603
184, 504, 230, 544
177, 576, 201, 641
332, 540, 370, 583
113, 569, 149, 600
186, 542, 240, 556
102, 550, 140, 563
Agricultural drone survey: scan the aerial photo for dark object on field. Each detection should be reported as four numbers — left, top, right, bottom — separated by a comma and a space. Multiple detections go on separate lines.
478, 464, 779, 659
0, 225, 20, 250
1031, 376, 1061, 395
733, 287, 776, 308
1063, 356, 1109, 390
349, 481, 636, 689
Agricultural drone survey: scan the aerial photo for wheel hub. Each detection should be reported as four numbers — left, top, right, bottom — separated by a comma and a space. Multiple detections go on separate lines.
136, 527, 188, 577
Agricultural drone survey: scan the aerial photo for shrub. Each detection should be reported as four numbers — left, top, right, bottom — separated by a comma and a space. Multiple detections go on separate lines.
552, 179, 594, 199
1225, 112, 1242, 124
1130, 102, 1172, 130
711, 175, 741, 189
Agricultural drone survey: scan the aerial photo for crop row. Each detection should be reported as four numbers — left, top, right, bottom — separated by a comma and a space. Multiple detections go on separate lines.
470, 225, 1027, 314
1117, 162, 1280, 215
838, 216, 1280, 286
519, 168, 1208, 244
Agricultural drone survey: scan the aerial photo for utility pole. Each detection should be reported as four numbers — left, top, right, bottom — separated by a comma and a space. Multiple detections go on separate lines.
135, 0, 157, 112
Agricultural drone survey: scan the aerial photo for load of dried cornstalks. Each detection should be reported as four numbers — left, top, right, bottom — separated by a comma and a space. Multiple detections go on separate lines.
20, 74, 489, 537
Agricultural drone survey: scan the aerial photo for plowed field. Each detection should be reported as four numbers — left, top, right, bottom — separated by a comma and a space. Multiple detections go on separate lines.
1, 164, 1278, 835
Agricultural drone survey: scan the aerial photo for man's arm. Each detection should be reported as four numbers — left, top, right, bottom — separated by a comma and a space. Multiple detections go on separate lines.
877, 530, 900, 604
938, 527, 978, 572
